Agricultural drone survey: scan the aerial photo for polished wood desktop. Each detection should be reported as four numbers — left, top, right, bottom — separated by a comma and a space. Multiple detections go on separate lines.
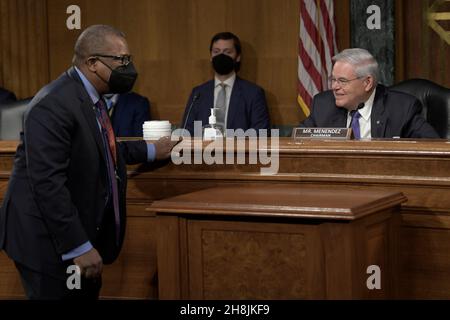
1, 137, 450, 299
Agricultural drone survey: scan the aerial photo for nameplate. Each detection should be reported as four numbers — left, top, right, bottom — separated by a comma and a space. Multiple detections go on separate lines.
292, 127, 352, 140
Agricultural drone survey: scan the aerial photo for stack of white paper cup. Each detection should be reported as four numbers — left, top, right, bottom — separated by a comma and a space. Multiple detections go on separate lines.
143, 121, 172, 140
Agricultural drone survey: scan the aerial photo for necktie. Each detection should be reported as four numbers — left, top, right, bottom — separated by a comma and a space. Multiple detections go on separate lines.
215, 83, 227, 130
350, 110, 362, 140
94, 98, 120, 244
106, 98, 115, 117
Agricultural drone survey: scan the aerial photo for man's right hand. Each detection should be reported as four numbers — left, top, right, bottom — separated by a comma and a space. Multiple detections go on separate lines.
153, 136, 182, 160
73, 248, 103, 279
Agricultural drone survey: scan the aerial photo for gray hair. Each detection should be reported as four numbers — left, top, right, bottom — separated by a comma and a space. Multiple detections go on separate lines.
332, 48, 379, 84
72, 25, 125, 65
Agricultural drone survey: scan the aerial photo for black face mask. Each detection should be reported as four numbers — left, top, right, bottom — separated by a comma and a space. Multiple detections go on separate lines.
212, 54, 236, 75
98, 60, 138, 94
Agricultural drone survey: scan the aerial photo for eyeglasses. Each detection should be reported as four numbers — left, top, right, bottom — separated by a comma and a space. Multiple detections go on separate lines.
93, 54, 132, 66
329, 76, 363, 87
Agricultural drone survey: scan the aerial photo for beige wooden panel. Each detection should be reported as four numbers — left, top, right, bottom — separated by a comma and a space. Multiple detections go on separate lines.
1, 0, 351, 126
0, 0, 49, 98
45, 0, 350, 127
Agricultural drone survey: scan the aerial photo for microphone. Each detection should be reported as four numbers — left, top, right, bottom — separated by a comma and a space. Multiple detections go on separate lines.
348, 103, 364, 128
182, 93, 200, 132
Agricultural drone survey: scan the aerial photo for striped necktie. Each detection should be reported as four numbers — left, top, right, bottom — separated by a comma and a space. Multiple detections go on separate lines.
94, 98, 120, 244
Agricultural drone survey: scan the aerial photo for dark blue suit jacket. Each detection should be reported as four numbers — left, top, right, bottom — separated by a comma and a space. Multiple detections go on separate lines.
181, 77, 270, 135
110, 92, 151, 137
0, 67, 148, 276
300, 84, 439, 138
0, 87, 16, 104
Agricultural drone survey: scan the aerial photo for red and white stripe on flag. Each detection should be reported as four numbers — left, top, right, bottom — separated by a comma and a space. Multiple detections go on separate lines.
298, 0, 338, 117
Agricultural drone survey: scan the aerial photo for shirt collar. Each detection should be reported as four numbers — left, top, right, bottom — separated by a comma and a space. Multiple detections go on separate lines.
104, 94, 119, 109
74, 66, 101, 105
356, 87, 376, 121
214, 72, 236, 88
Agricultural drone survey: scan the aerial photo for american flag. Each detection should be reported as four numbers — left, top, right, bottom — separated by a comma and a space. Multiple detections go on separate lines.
298, 0, 338, 116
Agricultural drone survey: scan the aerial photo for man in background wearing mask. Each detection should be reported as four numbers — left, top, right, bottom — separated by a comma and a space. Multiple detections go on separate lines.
103, 92, 151, 137
181, 32, 270, 136
0, 25, 178, 299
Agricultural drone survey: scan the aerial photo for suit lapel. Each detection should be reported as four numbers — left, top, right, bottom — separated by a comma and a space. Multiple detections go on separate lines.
370, 85, 388, 138
330, 107, 348, 127
205, 80, 215, 113
66, 67, 107, 164
80, 100, 108, 164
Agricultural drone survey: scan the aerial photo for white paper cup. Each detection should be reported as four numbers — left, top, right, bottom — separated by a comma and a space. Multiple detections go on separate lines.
143, 120, 171, 129
143, 120, 172, 139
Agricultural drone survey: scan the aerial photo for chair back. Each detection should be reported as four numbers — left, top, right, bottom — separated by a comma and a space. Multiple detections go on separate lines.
390, 79, 450, 138
0, 98, 32, 140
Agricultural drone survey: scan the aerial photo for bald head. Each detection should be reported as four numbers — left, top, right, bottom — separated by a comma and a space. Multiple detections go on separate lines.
72, 25, 126, 66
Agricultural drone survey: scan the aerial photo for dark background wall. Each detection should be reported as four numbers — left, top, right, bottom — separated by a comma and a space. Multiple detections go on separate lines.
351, 0, 395, 86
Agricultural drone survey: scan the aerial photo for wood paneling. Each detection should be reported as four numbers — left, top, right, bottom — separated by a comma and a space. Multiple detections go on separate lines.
1, 0, 351, 128
45, 0, 305, 126
0, 252, 24, 298
198, 227, 308, 299
0, 0, 49, 98
188, 220, 318, 299
1, 138, 450, 299
15, 1, 450, 126
399, 226, 450, 298
154, 184, 402, 299
335, 0, 351, 50
395, 0, 450, 86
101, 210, 158, 299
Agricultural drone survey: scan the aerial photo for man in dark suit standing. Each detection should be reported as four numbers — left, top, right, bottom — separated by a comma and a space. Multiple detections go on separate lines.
181, 32, 270, 136
0, 25, 177, 299
104, 92, 151, 137
300, 48, 439, 139
0, 87, 17, 104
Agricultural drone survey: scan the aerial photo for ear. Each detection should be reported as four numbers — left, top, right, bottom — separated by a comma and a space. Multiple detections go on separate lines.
236, 54, 241, 63
86, 57, 98, 72
364, 75, 375, 92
